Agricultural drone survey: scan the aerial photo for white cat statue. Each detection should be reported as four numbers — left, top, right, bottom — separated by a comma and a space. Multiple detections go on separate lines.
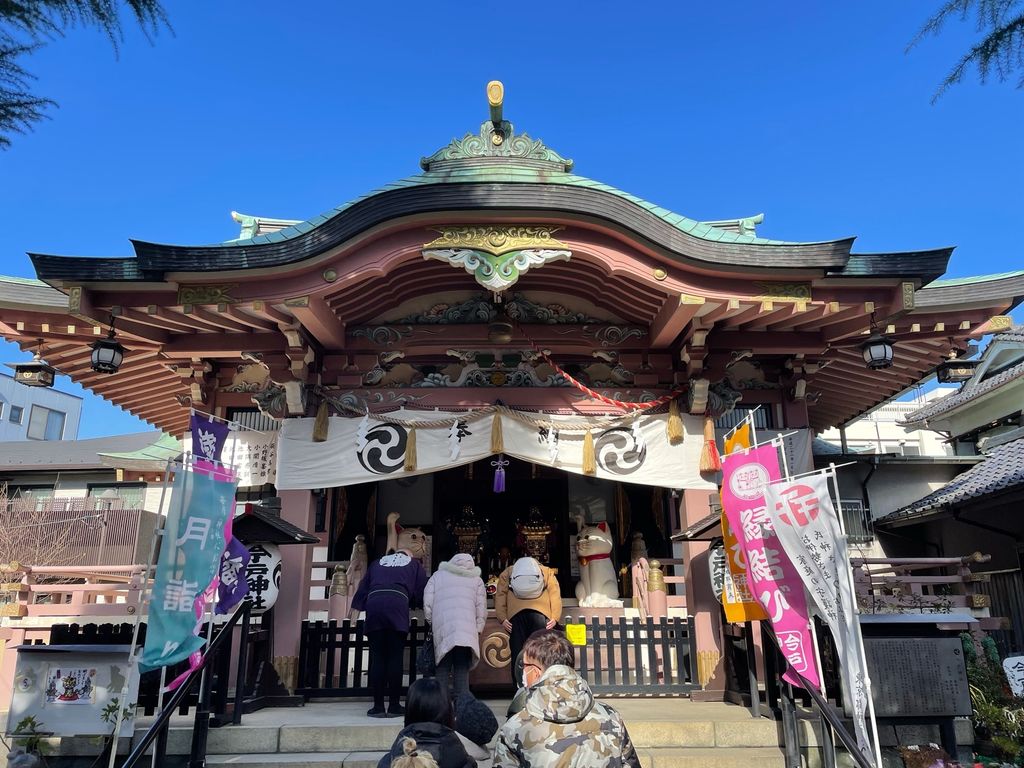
575, 519, 623, 608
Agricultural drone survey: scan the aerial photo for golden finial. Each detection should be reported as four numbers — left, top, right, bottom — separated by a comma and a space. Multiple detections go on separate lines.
487, 81, 505, 145
487, 80, 504, 124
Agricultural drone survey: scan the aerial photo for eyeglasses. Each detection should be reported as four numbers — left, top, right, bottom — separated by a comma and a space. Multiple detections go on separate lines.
523, 662, 542, 674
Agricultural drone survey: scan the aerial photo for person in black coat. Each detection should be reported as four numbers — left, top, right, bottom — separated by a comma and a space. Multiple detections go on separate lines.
378, 678, 476, 768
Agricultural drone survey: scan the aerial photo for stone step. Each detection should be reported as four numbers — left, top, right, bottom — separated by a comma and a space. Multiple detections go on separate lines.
144, 718, 813, 754
207, 753, 380, 768
203, 746, 788, 768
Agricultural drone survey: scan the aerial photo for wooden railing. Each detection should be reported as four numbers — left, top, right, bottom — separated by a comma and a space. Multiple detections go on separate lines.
850, 553, 1004, 628
0, 563, 147, 618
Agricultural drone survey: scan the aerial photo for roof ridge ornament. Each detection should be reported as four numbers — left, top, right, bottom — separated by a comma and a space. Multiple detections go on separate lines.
419, 81, 574, 172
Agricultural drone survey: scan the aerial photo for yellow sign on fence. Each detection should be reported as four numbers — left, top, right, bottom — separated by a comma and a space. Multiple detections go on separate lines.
565, 624, 587, 646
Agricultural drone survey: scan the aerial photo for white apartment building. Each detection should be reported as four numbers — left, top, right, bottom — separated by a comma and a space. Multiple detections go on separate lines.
0, 372, 82, 441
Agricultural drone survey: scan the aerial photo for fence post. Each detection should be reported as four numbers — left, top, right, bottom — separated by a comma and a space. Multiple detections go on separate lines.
232, 600, 252, 725
188, 656, 215, 768
296, 620, 310, 694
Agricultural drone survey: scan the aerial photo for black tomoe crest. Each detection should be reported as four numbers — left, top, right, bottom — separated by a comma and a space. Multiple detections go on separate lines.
357, 424, 408, 474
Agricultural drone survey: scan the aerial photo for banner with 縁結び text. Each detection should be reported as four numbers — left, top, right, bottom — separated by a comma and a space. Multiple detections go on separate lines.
720, 443, 819, 689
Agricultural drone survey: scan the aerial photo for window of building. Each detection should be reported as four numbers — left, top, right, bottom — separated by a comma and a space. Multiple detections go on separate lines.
88, 484, 146, 509
839, 499, 873, 543
7, 485, 55, 511
716, 405, 774, 431
26, 405, 66, 440
225, 407, 278, 432
9, 405, 23, 424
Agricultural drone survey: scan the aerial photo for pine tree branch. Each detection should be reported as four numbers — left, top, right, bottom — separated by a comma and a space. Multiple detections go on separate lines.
0, 0, 169, 148
930, 10, 1024, 101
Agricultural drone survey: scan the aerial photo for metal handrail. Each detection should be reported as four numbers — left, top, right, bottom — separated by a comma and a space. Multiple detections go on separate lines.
120, 598, 252, 768
761, 626, 875, 768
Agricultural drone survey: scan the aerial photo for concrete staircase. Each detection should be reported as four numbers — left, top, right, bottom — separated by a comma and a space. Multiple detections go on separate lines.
131, 700, 801, 768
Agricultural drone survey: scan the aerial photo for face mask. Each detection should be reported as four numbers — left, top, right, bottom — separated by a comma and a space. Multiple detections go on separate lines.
521, 670, 530, 689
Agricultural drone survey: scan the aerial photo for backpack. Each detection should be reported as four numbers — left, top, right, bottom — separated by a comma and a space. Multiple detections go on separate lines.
509, 557, 545, 599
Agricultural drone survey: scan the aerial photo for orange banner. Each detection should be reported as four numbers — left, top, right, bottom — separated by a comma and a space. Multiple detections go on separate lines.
721, 511, 769, 622
720, 420, 766, 621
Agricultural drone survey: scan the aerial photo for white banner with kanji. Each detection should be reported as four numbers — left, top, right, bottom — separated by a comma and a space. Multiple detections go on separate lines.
275, 410, 716, 491
185, 430, 278, 487
762, 472, 874, 762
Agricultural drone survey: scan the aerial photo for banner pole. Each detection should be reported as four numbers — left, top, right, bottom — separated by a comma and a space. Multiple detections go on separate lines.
828, 465, 884, 768
108, 457, 179, 768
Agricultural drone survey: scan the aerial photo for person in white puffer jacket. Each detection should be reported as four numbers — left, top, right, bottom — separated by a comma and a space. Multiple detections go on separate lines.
424, 552, 487, 703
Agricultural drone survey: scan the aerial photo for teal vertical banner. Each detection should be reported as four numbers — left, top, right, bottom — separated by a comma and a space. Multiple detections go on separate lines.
142, 467, 238, 670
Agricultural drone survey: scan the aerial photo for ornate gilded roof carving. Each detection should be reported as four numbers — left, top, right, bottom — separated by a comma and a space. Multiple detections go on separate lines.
423, 226, 569, 255
420, 120, 574, 172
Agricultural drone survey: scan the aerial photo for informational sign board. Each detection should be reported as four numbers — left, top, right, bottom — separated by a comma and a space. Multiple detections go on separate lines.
6, 647, 139, 737
864, 637, 971, 718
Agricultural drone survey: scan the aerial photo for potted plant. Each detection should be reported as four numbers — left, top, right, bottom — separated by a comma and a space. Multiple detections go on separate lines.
961, 633, 1024, 763
7, 715, 48, 768
91, 697, 135, 768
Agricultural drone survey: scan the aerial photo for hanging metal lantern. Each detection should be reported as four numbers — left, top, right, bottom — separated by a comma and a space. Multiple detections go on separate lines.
90, 328, 125, 374
7, 339, 56, 388
10, 356, 56, 388
860, 331, 895, 370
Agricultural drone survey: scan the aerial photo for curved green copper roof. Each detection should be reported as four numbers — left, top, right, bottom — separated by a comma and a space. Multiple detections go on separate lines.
231, 120, 800, 250
27, 118, 957, 283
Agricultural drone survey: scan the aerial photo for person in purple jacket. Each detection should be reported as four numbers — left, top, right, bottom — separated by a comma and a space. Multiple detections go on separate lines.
351, 523, 428, 718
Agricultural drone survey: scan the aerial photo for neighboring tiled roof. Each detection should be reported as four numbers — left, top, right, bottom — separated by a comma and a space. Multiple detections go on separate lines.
877, 438, 1024, 523
0, 431, 165, 470
994, 325, 1024, 344
0, 275, 69, 309
97, 432, 182, 470
901, 359, 1024, 426
813, 438, 844, 456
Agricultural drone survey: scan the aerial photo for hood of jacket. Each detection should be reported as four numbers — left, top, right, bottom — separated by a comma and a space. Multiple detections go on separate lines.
524, 664, 595, 725
441, 553, 481, 578
380, 722, 472, 768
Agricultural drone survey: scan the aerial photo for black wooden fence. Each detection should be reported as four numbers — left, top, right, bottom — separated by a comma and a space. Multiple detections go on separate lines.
297, 615, 698, 698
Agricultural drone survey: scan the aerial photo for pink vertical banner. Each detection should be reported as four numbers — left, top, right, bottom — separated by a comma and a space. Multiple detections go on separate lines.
721, 444, 820, 689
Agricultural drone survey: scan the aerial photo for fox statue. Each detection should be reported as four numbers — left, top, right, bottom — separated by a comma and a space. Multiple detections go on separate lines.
574, 517, 622, 607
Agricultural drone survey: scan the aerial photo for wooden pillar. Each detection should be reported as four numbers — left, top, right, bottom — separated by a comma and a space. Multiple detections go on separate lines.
781, 394, 810, 429
273, 490, 316, 662
679, 488, 728, 700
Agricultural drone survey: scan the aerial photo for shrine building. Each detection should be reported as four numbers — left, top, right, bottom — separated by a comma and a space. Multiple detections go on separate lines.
2, 82, 1022, 695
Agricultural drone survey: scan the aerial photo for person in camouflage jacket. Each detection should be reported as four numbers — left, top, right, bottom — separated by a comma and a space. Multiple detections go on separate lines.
493, 631, 640, 768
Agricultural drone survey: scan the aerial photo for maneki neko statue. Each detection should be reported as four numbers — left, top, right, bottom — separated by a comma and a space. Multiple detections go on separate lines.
574, 516, 623, 608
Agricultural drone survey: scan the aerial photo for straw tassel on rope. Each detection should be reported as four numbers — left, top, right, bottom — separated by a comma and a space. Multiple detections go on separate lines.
667, 398, 684, 445
699, 415, 721, 473
582, 430, 597, 476
490, 412, 504, 454
312, 400, 330, 442
403, 427, 417, 471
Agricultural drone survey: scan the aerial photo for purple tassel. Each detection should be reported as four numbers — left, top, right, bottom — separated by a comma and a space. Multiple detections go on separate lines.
492, 455, 509, 493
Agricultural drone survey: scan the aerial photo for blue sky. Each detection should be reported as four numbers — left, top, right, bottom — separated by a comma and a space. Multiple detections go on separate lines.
1, 2, 1022, 438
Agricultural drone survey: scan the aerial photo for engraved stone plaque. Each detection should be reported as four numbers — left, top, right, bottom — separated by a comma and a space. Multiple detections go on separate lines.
864, 637, 971, 717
